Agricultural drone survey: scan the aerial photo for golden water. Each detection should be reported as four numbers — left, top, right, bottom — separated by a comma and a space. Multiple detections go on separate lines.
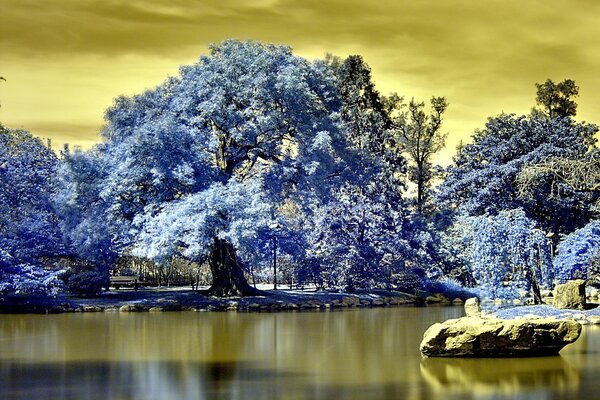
0, 307, 598, 399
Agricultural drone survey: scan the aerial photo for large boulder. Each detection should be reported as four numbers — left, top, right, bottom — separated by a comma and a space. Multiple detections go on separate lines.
420, 317, 581, 357
554, 280, 586, 310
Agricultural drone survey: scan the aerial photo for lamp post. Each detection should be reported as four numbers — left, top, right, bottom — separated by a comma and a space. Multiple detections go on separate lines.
546, 231, 555, 257
269, 223, 281, 290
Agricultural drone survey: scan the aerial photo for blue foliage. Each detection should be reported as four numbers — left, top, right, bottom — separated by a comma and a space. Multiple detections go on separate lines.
0, 252, 63, 296
0, 125, 65, 263
57, 40, 363, 293
438, 114, 598, 235
448, 210, 552, 300
0, 125, 67, 295
553, 220, 600, 282
423, 277, 477, 301
61, 268, 109, 296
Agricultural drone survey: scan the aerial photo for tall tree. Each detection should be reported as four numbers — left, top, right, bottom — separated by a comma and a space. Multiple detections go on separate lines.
533, 78, 579, 119
0, 124, 65, 295
394, 97, 448, 213
67, 40, 359, 296
302, 55, 411, 290
0, 124, 64, 262
438, 114, 598, 236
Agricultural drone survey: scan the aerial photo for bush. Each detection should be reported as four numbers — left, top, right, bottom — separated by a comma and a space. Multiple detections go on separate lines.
61, 268, 109, 296
0, 263, 63, 296
392, 270, 425, 293
554, 220, 600, 283
424, 277, 477, 301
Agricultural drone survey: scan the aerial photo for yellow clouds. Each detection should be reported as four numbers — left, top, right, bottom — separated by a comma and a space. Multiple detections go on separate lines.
1, 0, 599, 161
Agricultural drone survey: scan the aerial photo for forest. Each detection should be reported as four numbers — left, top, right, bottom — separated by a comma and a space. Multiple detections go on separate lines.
1, 40, 599, 302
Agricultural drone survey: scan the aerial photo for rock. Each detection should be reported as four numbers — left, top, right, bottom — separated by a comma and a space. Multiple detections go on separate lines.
420, 316, 581, 357
590, 288, 599, 299
388, 297, 401, 305
452, 298, 464, 305
372, 299, 385, 306
588, 316, 600, 325
341, 296, 360, 306
522, 314, 543, 320
426, 293, 449, 304
554, 280, 586, 310
119, 304, 138, 312
464, 298, 481, 318
82, 305, 103, 312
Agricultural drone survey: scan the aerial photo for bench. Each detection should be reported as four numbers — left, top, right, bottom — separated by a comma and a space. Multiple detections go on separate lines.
110, 276, 140, 291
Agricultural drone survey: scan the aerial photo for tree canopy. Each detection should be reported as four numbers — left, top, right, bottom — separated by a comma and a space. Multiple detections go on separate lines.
533, 78, 579, 119
0, 124, 65, 295
438, 114, 598, 235
60, 40, 369, 296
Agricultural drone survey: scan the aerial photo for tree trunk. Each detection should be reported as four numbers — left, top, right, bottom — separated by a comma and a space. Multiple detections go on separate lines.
206, 238, 260, 297
526, 265, 543, 305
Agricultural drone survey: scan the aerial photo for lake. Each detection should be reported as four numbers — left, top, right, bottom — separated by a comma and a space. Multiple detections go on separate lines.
1, 306, 599, 399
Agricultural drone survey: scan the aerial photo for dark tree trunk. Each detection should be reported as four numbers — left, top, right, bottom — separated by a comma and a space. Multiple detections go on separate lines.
525, 265, 543, 305
206, 238, 260, 297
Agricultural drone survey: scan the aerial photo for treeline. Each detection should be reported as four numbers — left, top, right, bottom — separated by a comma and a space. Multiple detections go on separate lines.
0, 40, 598, 300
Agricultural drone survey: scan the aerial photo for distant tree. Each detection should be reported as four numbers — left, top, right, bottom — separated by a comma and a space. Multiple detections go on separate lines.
394, 96, 448, 213
553, 220, 600, 283
70, 40, 360, 297
55, 146, 115, 266
438, 114, 598, 236
533, 78, 579, 119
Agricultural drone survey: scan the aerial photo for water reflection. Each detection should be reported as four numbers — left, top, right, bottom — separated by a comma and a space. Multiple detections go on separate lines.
421, 356, 580, 395
0, 308, 599, 400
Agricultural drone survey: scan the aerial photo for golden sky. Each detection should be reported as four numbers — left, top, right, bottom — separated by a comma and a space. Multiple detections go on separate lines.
1, 0, 599, 163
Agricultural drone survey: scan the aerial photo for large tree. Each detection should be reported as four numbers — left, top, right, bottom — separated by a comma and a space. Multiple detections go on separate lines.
438, 114, 598, 235
0, 124, 65, 295
64, 41, 360, 296
0, 124, 64, 262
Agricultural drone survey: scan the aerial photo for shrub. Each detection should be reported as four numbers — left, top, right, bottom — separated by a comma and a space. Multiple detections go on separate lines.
424, 277, 477, 301
61, 268, 109, 296
554, 220, 600, 283
0, 263, 63, 296
392, 270, 425, 293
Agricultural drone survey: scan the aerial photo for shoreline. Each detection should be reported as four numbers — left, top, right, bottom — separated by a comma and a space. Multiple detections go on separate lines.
0, 288, 426, 314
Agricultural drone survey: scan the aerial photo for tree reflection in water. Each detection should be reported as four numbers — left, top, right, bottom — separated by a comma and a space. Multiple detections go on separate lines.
0, 309, 599, 400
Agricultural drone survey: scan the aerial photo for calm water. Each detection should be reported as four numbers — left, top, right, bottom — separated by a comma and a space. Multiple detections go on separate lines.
1, 306, 599, 400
